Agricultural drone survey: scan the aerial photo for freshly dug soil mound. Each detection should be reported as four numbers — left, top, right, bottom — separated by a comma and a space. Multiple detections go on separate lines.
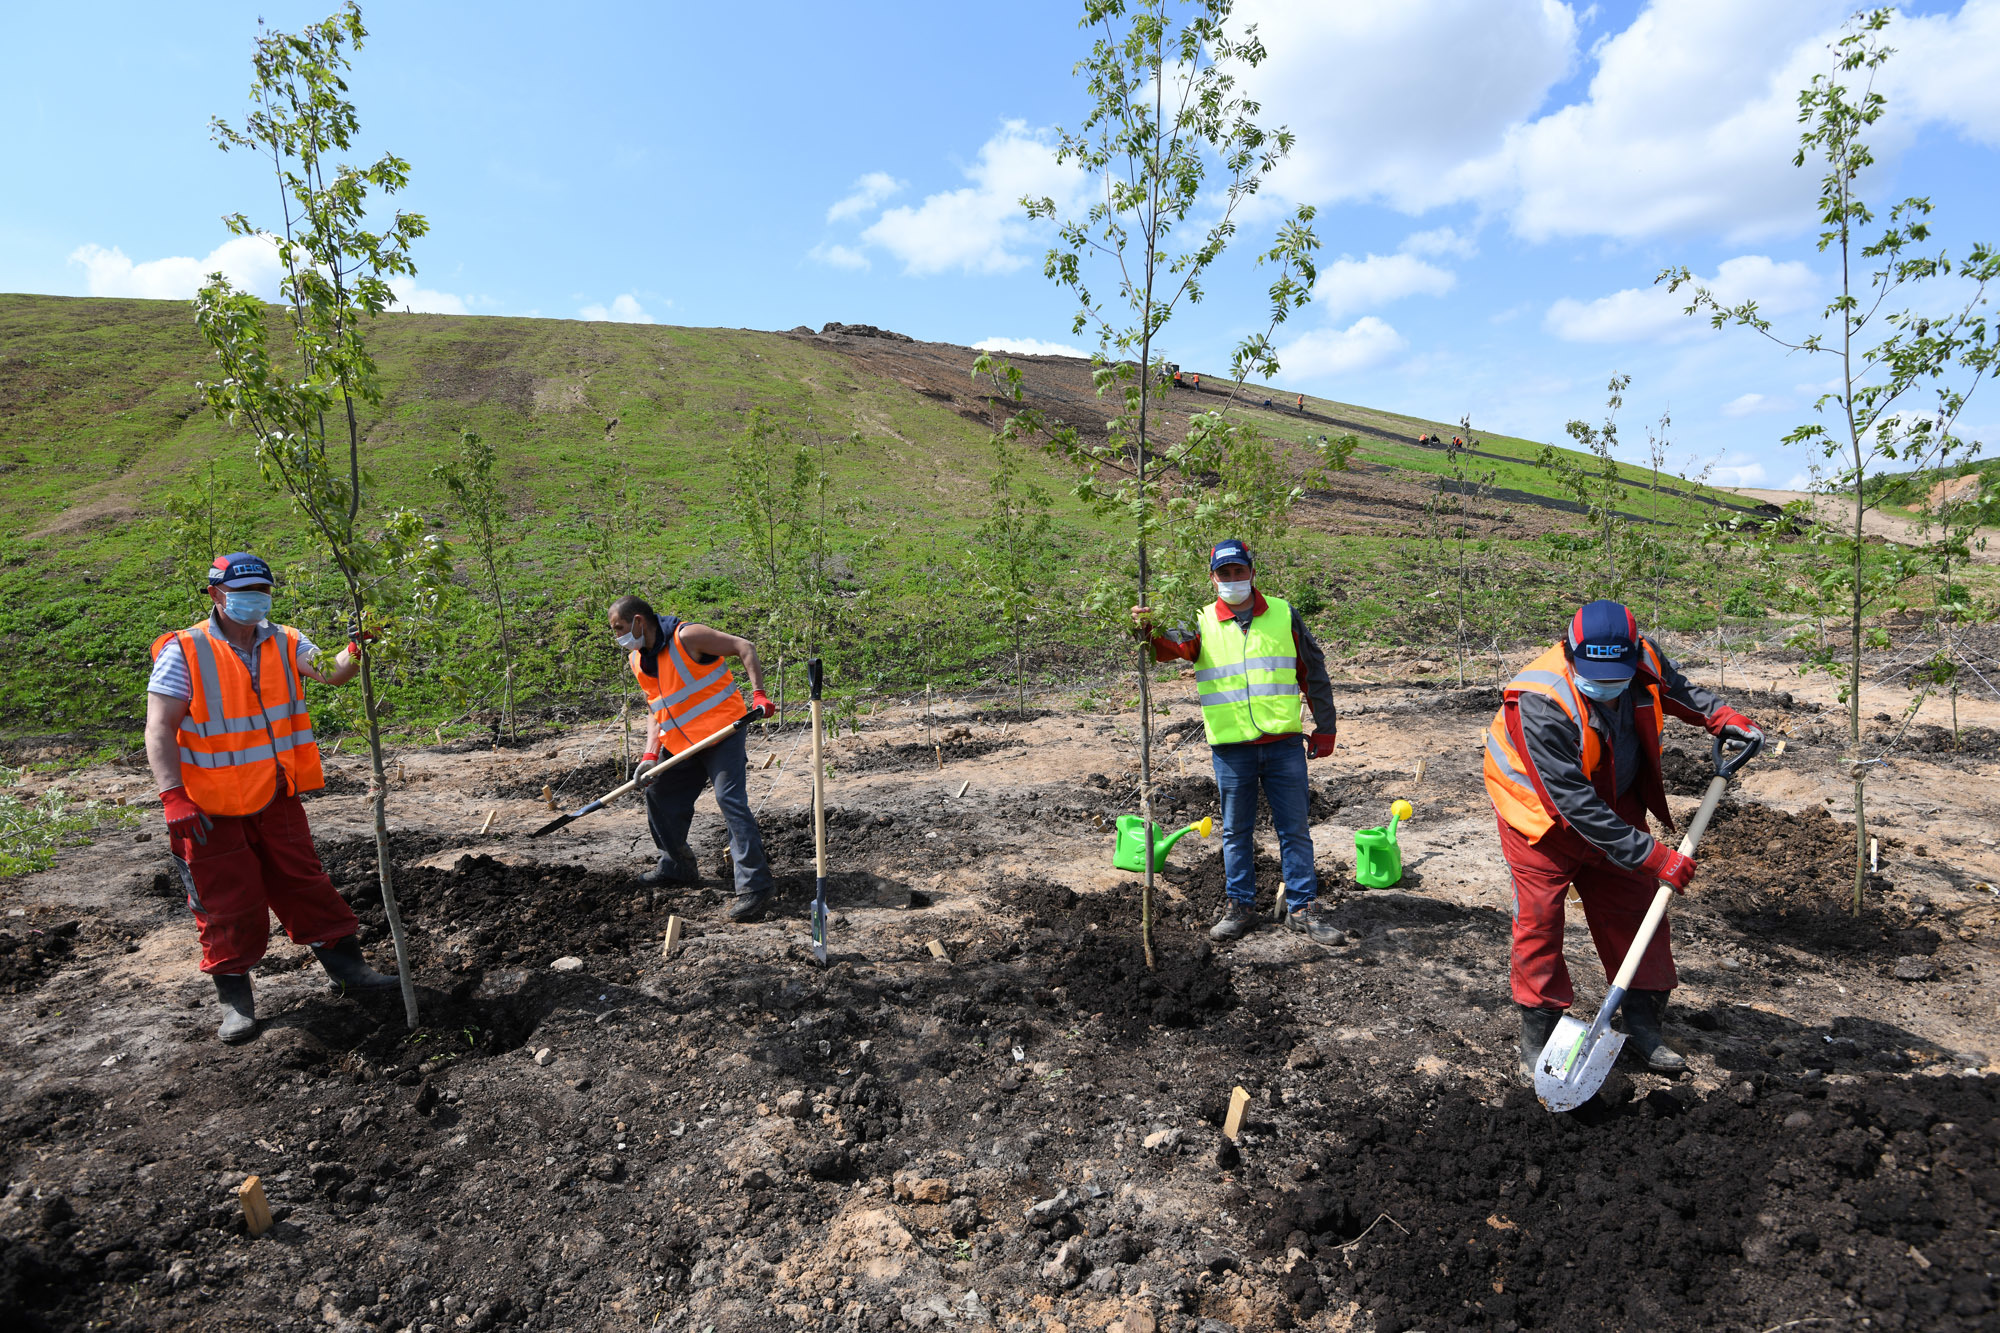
836, 736, 1024, 774
1693, 802, 1924, 956
491, 756, 626, 802
0, 921, 79, 995
754, 805, 996, 871
1265, 1074, 1999, 1333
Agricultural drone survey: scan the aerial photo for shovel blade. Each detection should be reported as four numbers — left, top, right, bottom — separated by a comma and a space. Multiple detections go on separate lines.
1534, 1014, 1625, 1113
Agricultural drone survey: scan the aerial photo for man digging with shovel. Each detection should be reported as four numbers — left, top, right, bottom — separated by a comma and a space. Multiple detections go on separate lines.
608, 595, 776, 921
1484, 600, 1764, 1083
145, 553, 400, 1044
1131, 539, 1342, 945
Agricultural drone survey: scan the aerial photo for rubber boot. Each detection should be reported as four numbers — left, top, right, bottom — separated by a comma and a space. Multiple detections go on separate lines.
1209, 901, 1260, 942
727, 888, 776, 923
1518, 1006, 1562, 1085
1621, 990, 1685, 1073
214, 973, 257, 1045
311, 936, 401, 993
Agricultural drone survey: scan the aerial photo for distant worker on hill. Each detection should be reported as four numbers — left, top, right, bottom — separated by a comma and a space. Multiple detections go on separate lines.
1130, 539, 1341, 946
1484, 600, 1764, 1083
1191, 373, 1199, 389
1296, 394, 1305, 412
146, 553, 399, 1044
607, 596, 776, 920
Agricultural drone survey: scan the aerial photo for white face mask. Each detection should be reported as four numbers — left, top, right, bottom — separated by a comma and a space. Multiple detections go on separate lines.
615, 630, 643, 651
1575, 675, 1631, 702
1215, 579, 1253, 605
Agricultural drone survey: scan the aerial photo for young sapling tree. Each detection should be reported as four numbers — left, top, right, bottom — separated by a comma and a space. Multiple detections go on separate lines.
432, 430, 519, 740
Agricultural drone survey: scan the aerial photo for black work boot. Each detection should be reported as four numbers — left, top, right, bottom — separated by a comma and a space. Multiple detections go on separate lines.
639, 845, 700, 888
1287, 900, 1344, 946
214, 973, 257, 1044
1620, 990, 1685, 1072
727, 887, 776, 923
1518, 1005, 1562, 1085
311, 936, 401, 993
1209, 901, 1260, 942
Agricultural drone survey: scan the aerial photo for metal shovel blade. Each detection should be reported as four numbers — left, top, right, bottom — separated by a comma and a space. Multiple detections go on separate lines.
1535, 1013, 1625, 1113
811, 876, 829, 966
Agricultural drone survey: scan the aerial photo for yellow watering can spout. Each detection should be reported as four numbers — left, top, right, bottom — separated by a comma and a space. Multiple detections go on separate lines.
1194, 816, 1213, 839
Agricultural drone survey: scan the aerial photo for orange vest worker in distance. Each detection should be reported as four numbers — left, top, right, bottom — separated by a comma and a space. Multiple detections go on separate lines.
144, 552, 400, 1044
609, 595, 777, 921
1483, 600, 1764, 1084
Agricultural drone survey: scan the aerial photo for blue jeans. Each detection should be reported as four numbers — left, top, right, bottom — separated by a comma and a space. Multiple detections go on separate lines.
1212, 736, 1319, 909
644, 726, 773, 898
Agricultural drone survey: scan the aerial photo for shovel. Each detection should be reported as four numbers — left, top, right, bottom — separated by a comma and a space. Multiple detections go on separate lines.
808, 658, 829, 965
1535, 732, 1762, 1112
528, 714, 753, 838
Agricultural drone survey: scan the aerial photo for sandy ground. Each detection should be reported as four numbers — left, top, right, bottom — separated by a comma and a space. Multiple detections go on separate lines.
1732, 487, 2000, 563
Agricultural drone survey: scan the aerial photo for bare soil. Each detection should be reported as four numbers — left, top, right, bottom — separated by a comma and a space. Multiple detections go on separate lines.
3, 650, 1997, 1333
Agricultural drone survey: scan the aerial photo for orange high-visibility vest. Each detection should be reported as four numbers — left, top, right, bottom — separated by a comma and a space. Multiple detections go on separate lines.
631, 625, 749, 755
1483, 641, 1666, 842
151, 620, 325, 816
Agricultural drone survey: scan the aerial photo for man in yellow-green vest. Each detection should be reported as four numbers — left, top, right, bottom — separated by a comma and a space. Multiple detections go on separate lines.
1132, 538, 1341, 944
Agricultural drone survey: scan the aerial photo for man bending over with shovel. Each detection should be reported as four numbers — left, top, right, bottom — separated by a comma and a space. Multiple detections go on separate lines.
608, 595, 776, 921
1484, 600, 1763, 1082
1131, 539, 1342, 945
146, 553, 400, 1044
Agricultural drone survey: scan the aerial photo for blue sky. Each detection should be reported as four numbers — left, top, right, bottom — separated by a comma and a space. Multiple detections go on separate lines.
5, 0, 1999, 488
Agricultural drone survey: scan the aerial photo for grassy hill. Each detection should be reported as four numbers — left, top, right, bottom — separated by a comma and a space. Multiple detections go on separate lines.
0, 293, 1759, 745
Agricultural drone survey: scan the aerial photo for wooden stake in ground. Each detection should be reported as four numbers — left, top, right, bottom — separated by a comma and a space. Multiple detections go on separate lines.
662, 915, 684, 957
926, 939, 949, 962
541, 784, 555, 812
955, 779, 971, 798
477, 809, 497, 836
1223, 1086, 1251, 1141
238, 1176, 273, 1237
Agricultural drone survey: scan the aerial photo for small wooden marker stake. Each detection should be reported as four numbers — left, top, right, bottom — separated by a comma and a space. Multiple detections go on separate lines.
238, 1175, 273, 1237
955, 780, 971, 798
1413, 758, 1428, 787
541, 784, 556, 812
761, 752, 777, 770
478, 809, 498, 836
1223, 1086, 1251, 1142
926, 939, 949, 962
1870, 838, 1879, 873
662, 915, 684, 957
935, 744, 944, 771
1774, 739, 1787, 756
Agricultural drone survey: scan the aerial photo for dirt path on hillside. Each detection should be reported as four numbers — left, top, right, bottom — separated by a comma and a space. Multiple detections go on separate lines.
1733, 487, 2000, 563
3, 648, 1998, 1332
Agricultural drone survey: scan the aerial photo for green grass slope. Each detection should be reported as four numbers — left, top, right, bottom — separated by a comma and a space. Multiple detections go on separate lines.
0, 294, 1749, 743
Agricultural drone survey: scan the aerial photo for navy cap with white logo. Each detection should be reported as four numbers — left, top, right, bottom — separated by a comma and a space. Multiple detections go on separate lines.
208, 552, 274, 588
1209, 538, 1254, 571
1566, 599, 1640, 680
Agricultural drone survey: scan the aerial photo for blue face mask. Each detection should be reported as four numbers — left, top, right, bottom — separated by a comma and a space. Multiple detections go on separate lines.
1575, 674, 1630, 702
222, 590, 273, 625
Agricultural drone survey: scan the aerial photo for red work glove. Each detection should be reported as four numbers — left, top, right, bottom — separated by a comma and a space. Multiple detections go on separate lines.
1643, 841, 1697, 892
631, 750, 660, 783
1306, 731, 1337, 759
751, 689, 773, 719
161, 786, 212, 845
1705, 706, 1763, 747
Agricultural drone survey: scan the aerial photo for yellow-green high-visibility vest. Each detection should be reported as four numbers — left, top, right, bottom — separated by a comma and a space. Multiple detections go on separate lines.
1192, 596, 1302, 745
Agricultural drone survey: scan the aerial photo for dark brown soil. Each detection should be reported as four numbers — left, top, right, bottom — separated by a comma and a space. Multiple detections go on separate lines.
835, 736, 1025, 775
0, 920, 78, 995
1693, 802, 1928, 958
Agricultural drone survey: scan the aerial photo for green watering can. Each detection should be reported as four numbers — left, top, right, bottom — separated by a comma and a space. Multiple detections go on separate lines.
1113, 815, 1213, 873
1353, 800, 1415, 889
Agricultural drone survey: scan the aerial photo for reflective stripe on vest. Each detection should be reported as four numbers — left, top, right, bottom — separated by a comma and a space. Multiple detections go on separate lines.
1483, 641, 1665, 842
631, 625, 750, 756
1192, 597, 1302, 745
152, 621, 325, 817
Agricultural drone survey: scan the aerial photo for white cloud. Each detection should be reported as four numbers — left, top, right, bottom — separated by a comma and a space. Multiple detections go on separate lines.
578, 294, 655, 324
1234, 0, 1579, 213
394, 287, 469, 315
861, 121, 1087, 276
808, 243, 870, 271
1709, 458, 1768, 486
69, 234, 284, 300
827, 172, 904, 223
1275, 317, 1409, 379
1721, 391, 1778, 418
1314, 252, 1457, 320
972, 336, 1090, 359
1543, 254, 1816, 343
1401, 226, 1479, 259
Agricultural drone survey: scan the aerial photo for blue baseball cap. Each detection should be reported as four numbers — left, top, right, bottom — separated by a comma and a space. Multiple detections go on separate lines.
1209, 538, 1254, 571
1567, 599, 1640, 680
208, 552, 274, 588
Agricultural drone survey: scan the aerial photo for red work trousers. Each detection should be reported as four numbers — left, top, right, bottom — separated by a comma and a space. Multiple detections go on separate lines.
168, 793, 358, 975
1497, 787, 1676, 1010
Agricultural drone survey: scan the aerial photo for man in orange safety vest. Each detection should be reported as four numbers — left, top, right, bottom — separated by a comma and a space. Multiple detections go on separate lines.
146, 553, 399, 1044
